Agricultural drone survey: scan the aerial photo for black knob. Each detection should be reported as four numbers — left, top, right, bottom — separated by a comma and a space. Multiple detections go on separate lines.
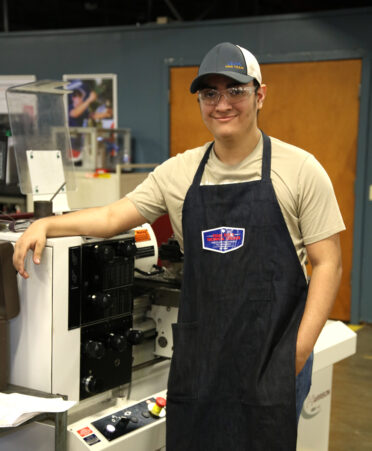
82, 375, 103, 394
71, 270, 78, 285
126, 329, 144, 345
88, 292, 112, 309
107, 333, 127, 352
117, 241, 137, 258
93, 244, 115, 262
84, 340, 106, 359
117, 416, 130, 429
158, 336, 168, 348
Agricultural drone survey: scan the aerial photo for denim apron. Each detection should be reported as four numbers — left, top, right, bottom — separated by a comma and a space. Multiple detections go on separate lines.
166, 132, 308, 450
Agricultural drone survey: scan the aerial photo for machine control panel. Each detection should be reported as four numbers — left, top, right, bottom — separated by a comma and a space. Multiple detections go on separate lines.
91, 397, 164, 441
80, 316, 133, 399
68, 236, 136, 329
68, 391, 168, 450
68, 235, 137, 400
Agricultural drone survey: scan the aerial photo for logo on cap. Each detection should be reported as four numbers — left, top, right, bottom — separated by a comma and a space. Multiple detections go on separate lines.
225, 61, 244, 71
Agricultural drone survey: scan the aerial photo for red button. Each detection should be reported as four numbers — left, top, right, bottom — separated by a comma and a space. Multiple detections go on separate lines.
156, 397, 166, 408
77, 427, 93, 437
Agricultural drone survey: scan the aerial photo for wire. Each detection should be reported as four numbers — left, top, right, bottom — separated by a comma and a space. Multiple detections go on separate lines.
134, 265, 165, 276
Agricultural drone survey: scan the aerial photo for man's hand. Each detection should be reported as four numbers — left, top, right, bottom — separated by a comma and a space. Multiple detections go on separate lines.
13, 219, 48, 279
87, 91, 97, 103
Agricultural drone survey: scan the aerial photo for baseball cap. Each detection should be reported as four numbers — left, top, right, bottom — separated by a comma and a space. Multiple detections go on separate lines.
67, 80, 87, 98
190, 42, 262, 93
72, 88, 86, 98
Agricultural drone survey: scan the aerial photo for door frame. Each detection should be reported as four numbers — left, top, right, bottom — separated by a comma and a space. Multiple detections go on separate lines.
356, 55, 372, 323
163, 49, 370, 323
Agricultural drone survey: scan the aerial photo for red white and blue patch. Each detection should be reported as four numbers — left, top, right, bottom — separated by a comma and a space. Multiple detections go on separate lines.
202, 227, 245, 253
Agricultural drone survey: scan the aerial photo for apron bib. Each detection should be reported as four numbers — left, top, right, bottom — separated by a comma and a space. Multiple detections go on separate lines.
166, 132, 308, 450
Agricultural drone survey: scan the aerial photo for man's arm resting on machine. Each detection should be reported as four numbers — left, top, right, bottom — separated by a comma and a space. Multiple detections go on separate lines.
13, 197, 147, 279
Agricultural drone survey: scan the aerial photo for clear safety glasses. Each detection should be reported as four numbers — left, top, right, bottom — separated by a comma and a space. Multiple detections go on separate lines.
198, 86, 256, 106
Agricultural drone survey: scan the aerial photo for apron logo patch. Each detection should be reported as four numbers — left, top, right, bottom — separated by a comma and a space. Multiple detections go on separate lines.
202, 227, 245, 253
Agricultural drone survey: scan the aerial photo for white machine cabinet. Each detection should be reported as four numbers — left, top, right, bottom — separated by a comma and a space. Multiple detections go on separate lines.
297, 320, 357, 450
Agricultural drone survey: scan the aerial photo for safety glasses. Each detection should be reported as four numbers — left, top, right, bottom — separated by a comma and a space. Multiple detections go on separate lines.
198, 86, 255, 105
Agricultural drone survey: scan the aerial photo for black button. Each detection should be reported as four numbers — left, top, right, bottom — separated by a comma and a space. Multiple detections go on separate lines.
117, 416, 130, 429
130, 416, 138, 423
141, 411, 150, 418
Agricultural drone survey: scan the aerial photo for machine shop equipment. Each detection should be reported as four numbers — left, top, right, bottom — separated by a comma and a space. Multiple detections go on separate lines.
69, 234, 137, 400
0, 224, 180, 451
67, 127, 131, 171
6, 80, 76, 214
0, 80, 180, 450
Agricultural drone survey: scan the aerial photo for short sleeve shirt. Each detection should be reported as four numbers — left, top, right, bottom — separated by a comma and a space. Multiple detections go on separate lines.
126, 135, 345, 272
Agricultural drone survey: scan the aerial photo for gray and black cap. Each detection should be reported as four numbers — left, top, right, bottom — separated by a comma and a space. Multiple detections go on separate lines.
190, 42, 262, 93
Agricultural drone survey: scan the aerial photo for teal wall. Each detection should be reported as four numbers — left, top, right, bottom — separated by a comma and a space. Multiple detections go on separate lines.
0, 7, 371, 321
1, 8, 371, 163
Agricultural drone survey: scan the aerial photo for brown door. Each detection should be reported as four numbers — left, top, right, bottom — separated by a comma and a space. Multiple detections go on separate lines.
169, 59, 361, 321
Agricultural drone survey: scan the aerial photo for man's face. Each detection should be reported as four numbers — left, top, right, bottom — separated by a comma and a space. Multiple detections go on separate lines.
198, 74, 265, 142
72, 93, 83, 107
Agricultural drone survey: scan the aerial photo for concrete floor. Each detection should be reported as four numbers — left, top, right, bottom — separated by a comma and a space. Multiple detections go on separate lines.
329, 324, 372, 450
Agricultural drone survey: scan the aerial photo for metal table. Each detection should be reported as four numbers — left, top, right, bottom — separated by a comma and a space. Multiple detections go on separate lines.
0, 384, 67, 451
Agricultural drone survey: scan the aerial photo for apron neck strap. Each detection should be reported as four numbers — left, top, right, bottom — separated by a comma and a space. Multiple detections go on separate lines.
261, 131, 272, 181
192, 142, 214, 187
192, 132, 272, 187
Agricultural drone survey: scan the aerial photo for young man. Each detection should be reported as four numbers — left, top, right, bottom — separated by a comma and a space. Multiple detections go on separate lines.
68, 88, 97, 127
13, 42, 344, 450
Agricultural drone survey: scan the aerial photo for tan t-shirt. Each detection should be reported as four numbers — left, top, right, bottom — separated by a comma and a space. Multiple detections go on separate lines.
127, 135, 345, 272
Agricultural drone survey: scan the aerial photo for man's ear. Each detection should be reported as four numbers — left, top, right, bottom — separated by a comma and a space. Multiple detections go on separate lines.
256, 84, 267, 110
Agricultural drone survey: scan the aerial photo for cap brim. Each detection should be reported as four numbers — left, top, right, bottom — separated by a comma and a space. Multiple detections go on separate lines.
190, 71, 255, 93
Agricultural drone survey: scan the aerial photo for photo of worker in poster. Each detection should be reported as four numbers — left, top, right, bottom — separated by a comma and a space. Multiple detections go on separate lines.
63, 74, 117, 129
63, 74, 118, 164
